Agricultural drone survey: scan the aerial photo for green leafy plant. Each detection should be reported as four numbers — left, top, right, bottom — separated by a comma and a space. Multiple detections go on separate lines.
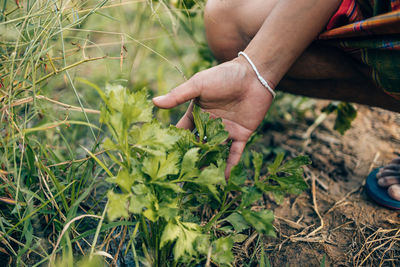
322, 101, 357, 135
95, 84, 311, 266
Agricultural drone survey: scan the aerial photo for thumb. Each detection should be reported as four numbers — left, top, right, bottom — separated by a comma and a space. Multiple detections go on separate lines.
152, 78, 200, 109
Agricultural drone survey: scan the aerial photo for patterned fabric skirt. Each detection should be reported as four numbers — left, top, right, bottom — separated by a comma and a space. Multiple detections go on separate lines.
318, 0, 400, 100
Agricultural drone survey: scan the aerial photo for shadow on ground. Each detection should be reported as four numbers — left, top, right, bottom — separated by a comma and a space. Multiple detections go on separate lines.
238, 101, 400, 266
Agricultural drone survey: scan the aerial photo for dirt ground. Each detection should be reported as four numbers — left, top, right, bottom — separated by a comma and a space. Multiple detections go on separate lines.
248, 101, 400, 266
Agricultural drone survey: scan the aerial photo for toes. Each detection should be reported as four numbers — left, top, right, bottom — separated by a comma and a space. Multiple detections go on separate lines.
387, 184, 400, 201
377, 176, 400, 187
383, 164, 400, 172
377, 169, 400, 178
391, 157, 400, 164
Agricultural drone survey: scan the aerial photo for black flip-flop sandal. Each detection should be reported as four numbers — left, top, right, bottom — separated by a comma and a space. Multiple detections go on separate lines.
365, 168, 400, 210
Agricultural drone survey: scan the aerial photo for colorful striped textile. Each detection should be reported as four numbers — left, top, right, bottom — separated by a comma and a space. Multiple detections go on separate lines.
318, 0, 400, 100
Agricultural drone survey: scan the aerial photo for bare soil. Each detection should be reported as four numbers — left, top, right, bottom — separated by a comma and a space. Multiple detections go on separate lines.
246, 101, 400, 266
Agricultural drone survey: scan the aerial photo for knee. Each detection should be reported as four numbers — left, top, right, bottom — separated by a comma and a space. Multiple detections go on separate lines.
204, 0, 275, 62
204, 0, 244, 61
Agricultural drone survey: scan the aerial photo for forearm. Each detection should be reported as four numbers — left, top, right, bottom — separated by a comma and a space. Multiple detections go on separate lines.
243, 0, 341, 87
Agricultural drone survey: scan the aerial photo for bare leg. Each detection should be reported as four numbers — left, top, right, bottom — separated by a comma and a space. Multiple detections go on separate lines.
205, 0, 400, 200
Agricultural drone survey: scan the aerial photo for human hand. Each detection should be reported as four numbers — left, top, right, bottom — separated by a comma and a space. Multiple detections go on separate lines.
152, 57, 274, 178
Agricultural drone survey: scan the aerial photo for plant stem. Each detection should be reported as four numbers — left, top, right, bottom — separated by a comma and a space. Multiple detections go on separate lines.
89, 201, 108, 259
141, 216, 151, 248
19, 56, 105, 91
204, 194, 241, 232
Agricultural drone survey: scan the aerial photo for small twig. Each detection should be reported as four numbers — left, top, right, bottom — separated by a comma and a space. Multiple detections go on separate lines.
90, 201, 109, 259
21, 56, 106, 91
242, 232, 258, 258
368, 152, 381, 173
205, 246, 212, 267
46, 150, 107, 168
325, 185, 362, 215
0, 95, 100, 114
305, 172, 324, 238
113, 225, 127, 265
120, 35, 125, 72
275, 216, 304, 230
46, 54, 58, 73
302, 112, 328, 140
50, 214, 101, 263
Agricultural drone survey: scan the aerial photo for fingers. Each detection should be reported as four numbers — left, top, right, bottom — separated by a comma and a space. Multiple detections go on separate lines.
152, 78, 200, 109
225, 141, 246, 179
217, 118, 252, 179
176, 102, 195, 131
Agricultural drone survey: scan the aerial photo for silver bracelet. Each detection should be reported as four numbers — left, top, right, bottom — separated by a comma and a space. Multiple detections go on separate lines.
238, 51, 276, 98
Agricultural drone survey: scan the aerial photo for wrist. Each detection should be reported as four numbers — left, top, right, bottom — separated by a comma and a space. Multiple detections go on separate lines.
234, 52, 277, 98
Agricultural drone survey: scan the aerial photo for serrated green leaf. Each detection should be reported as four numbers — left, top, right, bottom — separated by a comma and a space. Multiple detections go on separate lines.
131, 184, 149, 195
205, 117, 229, 145
105, 84, 125, 112
263, 155, 311, 195
115, 169, 133, 192
158, 199, 179, 221
128, 184, 155, 215
180, 148, 200, 179
130, 122, 180, 151
334, 102, 357, 135
241, 210, 275, 237
277, 155, 311, 174
252, 151, 263, 181
225, 212, 250, 233
107, 192, 129, 221
192, 104, 228, 146
211, 237, 234, 265
105, 112, 124, 137
105, 85, 152, 124
160, 220, 181, 248
277, 174, 308, 195
173, 221, 203, 261
193, 162, 226, 201
240, 186, 263, 208
232, 234, 248, 243
151, 181, 184, 193
142, 154, 159, 179
267, 153, 285, 175
218, 226, 234, 234
194, 235, 211, 256
322, 102, 357, 135
142, 151, 179, 180
158, 151, 180, 178
192, 105, 207, 141
143, 208, 158, 222
226, 163, 247, 192
128, 193, 151, 214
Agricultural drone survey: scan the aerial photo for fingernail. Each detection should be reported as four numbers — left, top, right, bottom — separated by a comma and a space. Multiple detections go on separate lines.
377, 178, 386, 186
153, 95, 167, 103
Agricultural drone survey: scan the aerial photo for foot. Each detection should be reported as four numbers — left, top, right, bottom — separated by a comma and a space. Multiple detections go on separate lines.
377, 157, 400, 201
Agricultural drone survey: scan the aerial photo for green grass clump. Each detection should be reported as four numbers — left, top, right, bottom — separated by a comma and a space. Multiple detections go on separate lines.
0, 0, 209, 265
0, 1, 312, 265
